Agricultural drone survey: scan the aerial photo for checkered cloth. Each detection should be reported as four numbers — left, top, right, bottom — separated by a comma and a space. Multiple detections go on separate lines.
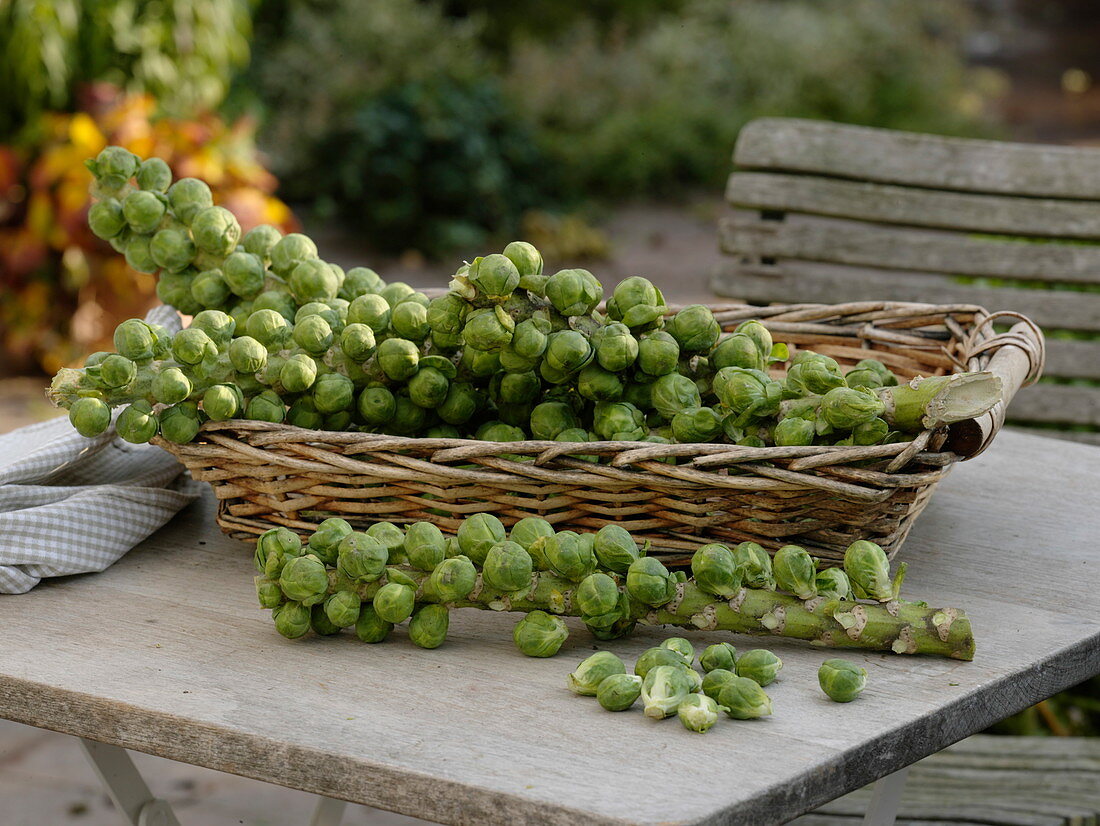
0, 306, 202, 594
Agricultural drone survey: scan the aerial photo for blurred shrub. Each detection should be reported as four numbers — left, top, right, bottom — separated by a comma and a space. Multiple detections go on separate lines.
520, 210, 610, 264
238, 0, 551, 255
506, 0, 1005, 199
0, 0, 252, 141
0, 86, 295, 374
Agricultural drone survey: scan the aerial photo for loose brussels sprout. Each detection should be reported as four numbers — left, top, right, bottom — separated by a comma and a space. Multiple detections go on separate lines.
700, 642, 738, 673
373, 581, 416, 624
632, 646, 686, 679
512, 610, 569, 657
116, 400, 158, 443
736, 649, 783, 686
591, 323, 640, 373
159, 401, 204, 444
408, 604, 450, 649
99, 354, 136, 388
286, 397, 323, 430
597, 673, 643, 711
313, 373, 354, 414
637, 331, 680, 376
819, 658, 868, 702
340, 266, 384, 300
308, 518, 353, 566
607, 276, 666, 330
503, 240, 543, 278
593, 401, 646, 441
280, 354, 318, 394
167, 178, 213, 225
69, 397, 112, 437
852, 417, 890, 446
671, 407, 723, 443
255, 576, 286, 609
468, 253, 520, 302
88, 199, 127, 239
650, 373, 701, 421
592, 525, 640, 573
324, 590, 362, 629
660, 637, 695, 664
245, 309, 290, 350
377, 338, 421, 381
403, 522, 446, 571
483, 541, 534, 592
844, 540, 900, 602
273, 601, 312, 639
529, 401, 580, 441
246, 390, 286, 423
456, 513, 506, 566
279, 554, 329, 606
666, 305, 720, 353
773, 544, 818, 600
785, 358, 846, 397
701, 667, 738, 701
437, 382, 479, 425
815, 568, 853, 601
568, 651, 627, 696
691, 544, 741, 597
575, 573, 620, 619
773, 417, 815, 446
678, 694, 720, 733
202, 384, 242, 421
626, 557, 676, 607
355, 604, 394, 643
820, 387, 885, 430
577, 364, 624, 402
428, 555, 478, 602
114, 319, 158, 361
731, 541, 776, 590
718, 675, 773, 719
640, 664, 694, 719
122, 190, 166, 235
544, 531, 597, 582
337, 533, 389, 583
545, 330, 594, 375
712, 333, 765, 372
357, 385, 397, 426
545, 268, 602, 316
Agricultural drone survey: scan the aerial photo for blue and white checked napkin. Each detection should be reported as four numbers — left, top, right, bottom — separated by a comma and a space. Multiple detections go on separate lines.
0, 306, 202, 593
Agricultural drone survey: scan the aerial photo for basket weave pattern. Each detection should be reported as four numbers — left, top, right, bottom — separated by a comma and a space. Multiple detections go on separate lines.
156, 301, 1043, 564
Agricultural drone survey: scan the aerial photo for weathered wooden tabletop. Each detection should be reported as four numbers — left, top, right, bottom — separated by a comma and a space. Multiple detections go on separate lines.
1, 430, 1098, 826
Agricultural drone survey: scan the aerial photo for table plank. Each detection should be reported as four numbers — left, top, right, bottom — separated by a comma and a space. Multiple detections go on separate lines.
1, 431, 1098, 826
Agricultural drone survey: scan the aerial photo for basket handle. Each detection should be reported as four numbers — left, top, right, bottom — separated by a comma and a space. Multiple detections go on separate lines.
946, 311, 1045, 458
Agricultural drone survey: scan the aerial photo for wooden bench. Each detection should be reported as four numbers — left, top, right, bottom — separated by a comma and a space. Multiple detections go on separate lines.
714, 117, 1100, 443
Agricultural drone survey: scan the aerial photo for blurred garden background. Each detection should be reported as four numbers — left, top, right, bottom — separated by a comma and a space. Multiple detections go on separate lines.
2, 0, 1100, 748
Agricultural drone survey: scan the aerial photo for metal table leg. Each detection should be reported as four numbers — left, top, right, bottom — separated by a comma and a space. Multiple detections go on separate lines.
862, 766, 910, 826
310, 795, 348, 826
78, 738, 181, 826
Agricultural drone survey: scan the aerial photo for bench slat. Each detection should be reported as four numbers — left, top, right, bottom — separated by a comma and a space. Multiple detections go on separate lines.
726, 171, 1100, 239
735, 118, 1100, 199
1005, 384, 1100, 427
1043, 339, 1100, 381
720, 212, 1100, 284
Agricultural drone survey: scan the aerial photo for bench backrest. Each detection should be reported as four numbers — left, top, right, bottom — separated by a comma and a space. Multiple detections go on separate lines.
714, 117, 1100, 443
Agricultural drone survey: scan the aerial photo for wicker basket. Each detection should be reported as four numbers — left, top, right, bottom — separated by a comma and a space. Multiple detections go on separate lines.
155, 301, 1044, 565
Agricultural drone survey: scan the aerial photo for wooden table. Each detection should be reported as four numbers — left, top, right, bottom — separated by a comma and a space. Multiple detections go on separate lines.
1, 430, 1098, 826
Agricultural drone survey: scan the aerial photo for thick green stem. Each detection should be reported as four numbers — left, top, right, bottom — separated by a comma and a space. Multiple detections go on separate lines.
878, 372, 1002, 432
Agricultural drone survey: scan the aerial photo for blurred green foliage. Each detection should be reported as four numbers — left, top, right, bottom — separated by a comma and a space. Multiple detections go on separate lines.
0, 0, 252, 142
988, 677, 1100, 737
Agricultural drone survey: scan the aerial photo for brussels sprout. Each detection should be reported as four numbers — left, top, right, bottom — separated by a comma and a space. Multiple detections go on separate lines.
460, 346, 501, 378
167, 178, 213, 225
529, 401, 579, 441
187, 310, 234, 349
592, 525, 640, 573
425, 291, 467, 338
357, 385, 397, 426
113, 319, 157, 361
691, 543, 741, 597
386, 396, 429, 435
159, 401, 203, 444
544, 330, 594, 375
630, 648, 685, 680
190, 269, 231, 309
626, 557, 676, 607
408, 367, 451, 409
339, 266, 383, 300
323, 411, 353, 431
273, 601, 312, 639
96, 354, 135, 389
678, 694, 720, 733
493, 371, 537, 406
635, 330, 679, 377
91, 146, 140, 187
853, 358, 898, 387
286, 397, 323, 429
409, 604, 450, 649
592, 401, 646, 441
428, 555, 478, 602
843, 367, 883, 390
852, 417, 890, 446
224, 337, 265, 376
312, 373, 353, 415
701, 667, 738, 702
190, 206, 241, 256
568, 651, 626, 696
819, 658, 868, 702
252, 290, 297, 322
255, 576, 286, 609
504, 517, 553, 564
714, 367, 782, 419
649, 373, 701, 421
334, 532, 387, 583
402, 522, 445, 572
844, 540, 901, 602
507, 317, 549, 360
241, 224, 281, 263
306, 518, 353, 567
513, 610, 569, 657
388, 299, 429, 341
336, 323, 374, 363
279, 354, 317, 394
666, 305, 720, 353
455, 513, 506, 566
148, 228, 195, 272
773, 417, 815, 446
241, 310, 289, 353
736, 649, 783, 687
68, 397, 112, 437
544, 531, 597, 582
156, 269, 202, 315
123, 233, 158, 273
379, 282, 415, 308
319, 590, 359, 629
88, 198, 126, 240
373, 581, 415, 624
607, 276, 666, 330
785, 358, 846, 397
731, 541, 775, 590
671, 407, 723, 443
267, 233, 318, 278
640, 664, 694, 719
597, 673, 643, 711
121, 190, 166, 235
699, 642, 738, 673
718, 675, 773, 719
576, 364, 624, 402
286, 258, 337, 303
201, 384, 241, 421
815, 567, 853, 601
345, 294, 390, 335
773, 544, 818, 600
819, 387, 885, 430
575, 573, 620, 620
475, 421, 525, 442
219, 251, 264, 298
116, 400, 158, 443
465, 253, 520, 303
712, 333, 765, 372
375, 338, 419, 381
438, 382, 479, 425
246, 390, 285, 423
278, 554, 329, 606
132, 157, 170, 192
543, 268, 602, 317
460, 306, 514, 353
481, 541, 533, 593
354, 604, 393, 643
503, 240, 543, 278
589, 322, 638, 373
309, 603, 343, 635
659, 637, 695, 664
